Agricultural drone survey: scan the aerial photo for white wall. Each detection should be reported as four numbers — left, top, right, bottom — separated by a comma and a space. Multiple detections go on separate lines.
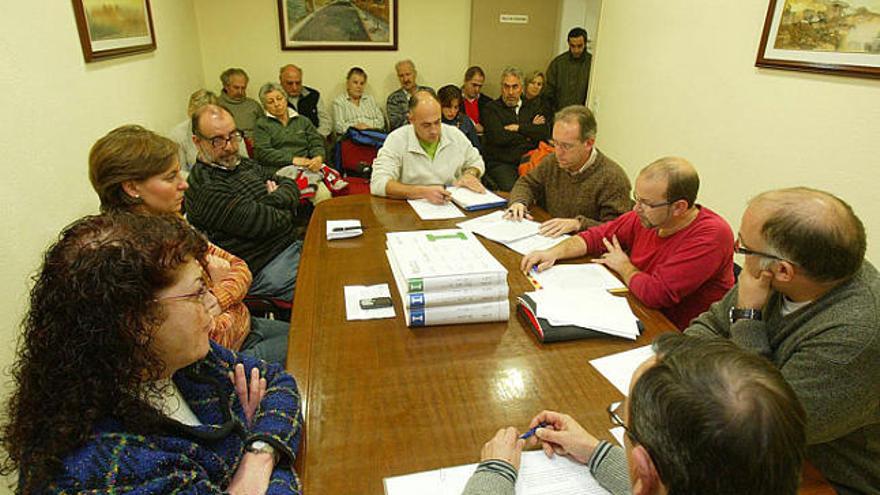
0, 2, 205, 488
590, 0, 880, 262
193, 0, 472, 113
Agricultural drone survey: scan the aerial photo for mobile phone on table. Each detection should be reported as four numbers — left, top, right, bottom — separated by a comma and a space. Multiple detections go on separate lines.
359, 296, 393, 310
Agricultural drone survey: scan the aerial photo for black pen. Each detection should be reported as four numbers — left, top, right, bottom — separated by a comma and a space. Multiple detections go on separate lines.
331, 226, 363, 232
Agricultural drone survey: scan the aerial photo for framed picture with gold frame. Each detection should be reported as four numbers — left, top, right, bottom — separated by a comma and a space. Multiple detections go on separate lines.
72, 0, 157, 62
278, 0, 398, 51
756, 0, 880, 79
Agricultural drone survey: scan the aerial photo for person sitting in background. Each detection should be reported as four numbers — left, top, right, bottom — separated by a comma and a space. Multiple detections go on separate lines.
371, 90, 484, 204
461, 65, 493, 135
437, 84, 481, 151
506, 105, 631, 237
521, 157, 734, 329
463, 333, 807, 495
254, 82, 347, 203
167, 89, 247, 174
523, 70, 553, 124
685, 187, 880, 495
332, 66, 386, 135
217, 67, 263, 141
88, 124, 290, 364
482, 66, 551, 192
386, 59, 433, 131
186, 104, 306, 303
279, 63, 332, 139
0, 212, 303, 493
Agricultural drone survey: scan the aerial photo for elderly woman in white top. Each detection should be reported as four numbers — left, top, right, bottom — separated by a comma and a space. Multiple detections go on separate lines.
332, 67, 386, 135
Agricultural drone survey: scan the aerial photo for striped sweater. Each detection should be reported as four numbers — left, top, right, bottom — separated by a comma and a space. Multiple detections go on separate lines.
206, 242, 252, 350
44, 343, 303, 494
186, 158, 306, 273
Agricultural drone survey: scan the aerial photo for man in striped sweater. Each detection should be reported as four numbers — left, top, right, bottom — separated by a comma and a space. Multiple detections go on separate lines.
186, 104, 306, 303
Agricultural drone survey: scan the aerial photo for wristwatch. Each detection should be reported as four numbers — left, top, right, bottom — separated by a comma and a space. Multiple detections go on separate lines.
729, 307, 763, 323
246, 440, 280, 464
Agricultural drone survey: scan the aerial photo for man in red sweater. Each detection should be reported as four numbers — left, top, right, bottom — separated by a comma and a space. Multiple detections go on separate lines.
521, 157, 734, 329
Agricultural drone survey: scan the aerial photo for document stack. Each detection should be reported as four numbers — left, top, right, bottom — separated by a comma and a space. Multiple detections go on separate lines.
385, 229, 509, 327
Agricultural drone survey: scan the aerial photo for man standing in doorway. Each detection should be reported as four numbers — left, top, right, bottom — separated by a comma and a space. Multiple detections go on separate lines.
545, 27, 592, 112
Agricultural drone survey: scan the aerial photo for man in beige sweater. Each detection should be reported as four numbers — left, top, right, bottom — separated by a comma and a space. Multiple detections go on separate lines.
506, 105, 632, 237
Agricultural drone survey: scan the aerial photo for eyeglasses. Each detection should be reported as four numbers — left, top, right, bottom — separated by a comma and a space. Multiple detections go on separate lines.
608, 400, 644, 446
154, 282, 210, 305
632, 193, 673, 209
550, 140, 581, 153
198, 130, 244, 149
734, 237, 788, 262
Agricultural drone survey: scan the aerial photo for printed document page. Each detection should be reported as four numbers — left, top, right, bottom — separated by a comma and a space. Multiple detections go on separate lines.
506, 233, 569, 255
384, 450, 610, 495
407, 199, 465, 220
386, 229, 506, 280
527, 288, 639, 340
532, 264, 626, 291
589, 345, 656, 396
457, 210, 541, 244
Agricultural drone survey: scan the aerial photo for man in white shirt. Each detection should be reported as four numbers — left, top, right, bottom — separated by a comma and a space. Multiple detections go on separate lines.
370, 90, 485, 204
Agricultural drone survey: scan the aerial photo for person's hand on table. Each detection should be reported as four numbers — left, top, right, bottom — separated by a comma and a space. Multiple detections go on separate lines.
530, 410, 599, 464
521, 249, 557, 273
417, 185, 451, 205
480, 427, 526, 472
503, 203, 533, 222
453, 173, 485, 193
538, 218, 580, 237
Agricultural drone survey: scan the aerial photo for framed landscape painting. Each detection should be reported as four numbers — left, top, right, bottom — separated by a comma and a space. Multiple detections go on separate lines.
72, 0, 156, 62
756, 0, 880, 78
278, 0, 398, 51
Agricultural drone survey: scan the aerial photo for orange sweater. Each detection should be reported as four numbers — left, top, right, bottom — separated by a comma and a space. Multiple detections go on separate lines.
206, 242, 252, 350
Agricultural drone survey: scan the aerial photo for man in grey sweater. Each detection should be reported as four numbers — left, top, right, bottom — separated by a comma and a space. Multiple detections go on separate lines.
462, 333, 807, 495
685, 187, 879, 495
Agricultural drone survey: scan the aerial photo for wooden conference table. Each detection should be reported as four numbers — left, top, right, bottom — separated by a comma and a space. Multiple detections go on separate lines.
286, 194, 832, 495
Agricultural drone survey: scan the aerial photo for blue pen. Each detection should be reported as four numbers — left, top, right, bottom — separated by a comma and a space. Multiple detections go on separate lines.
519, 421, 548, 440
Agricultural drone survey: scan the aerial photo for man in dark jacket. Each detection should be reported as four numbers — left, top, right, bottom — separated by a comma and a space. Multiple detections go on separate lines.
545, 27, 592, 112
279, 64, 332, 139
482, 67, 550, 191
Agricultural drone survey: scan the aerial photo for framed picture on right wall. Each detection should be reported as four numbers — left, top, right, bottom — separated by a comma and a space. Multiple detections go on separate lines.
756, 0, 880, 79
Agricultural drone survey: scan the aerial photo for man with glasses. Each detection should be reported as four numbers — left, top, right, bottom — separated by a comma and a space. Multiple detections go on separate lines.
505, 105, 631, 236
185, 104, 306, 303
521, 157, 734, 329
463, 333, 807, 495
685, 187, 879, 495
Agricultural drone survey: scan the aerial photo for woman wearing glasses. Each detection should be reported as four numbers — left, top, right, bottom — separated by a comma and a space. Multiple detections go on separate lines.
0, 213, 302, 494
88, 125, 290, 364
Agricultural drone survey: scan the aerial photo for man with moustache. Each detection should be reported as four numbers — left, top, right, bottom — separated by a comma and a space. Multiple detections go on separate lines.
521, 157, 734, 329
482, 67, 550, 191
386, 59, 433, 131
185, 104, 306, 302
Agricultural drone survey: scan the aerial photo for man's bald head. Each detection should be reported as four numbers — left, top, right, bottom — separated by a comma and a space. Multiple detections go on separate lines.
407, 90, 441, 144
639, 157, 700, 208
748, 187, 865, 282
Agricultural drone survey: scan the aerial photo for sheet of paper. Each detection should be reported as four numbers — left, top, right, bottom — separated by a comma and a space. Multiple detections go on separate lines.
589, 345, 656, 396
457, 210, 540, 243
532, 264, 626, 291
506, 233, 569, 255
527, 288, 640, 340
609, 426, 626, 447
326, 219, 363, 240
447, 186, 507, 209
407, 199, 465, 220
384, 450, 610, 495
344, 284, 396, 320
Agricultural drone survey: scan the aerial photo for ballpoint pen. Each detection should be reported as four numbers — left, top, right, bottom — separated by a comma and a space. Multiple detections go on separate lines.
332, 226, 364, 232
520, 421, 549, 440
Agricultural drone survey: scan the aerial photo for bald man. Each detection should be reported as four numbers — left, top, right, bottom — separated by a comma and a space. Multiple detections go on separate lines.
370, 90, 485, 204
279, 64, 332, 138
522, 157, 735, 329
685, 188, 879, 495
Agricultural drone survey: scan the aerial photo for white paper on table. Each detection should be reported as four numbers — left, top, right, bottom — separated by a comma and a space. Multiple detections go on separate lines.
505, 233, 569, 255
407, 199, 465, 220
457, 210, 540, 243
326, 219, 363, 240
343, 284, 396, 320
532, 264, 626, 291
590, 345, 656, 396
609, 425, 626, 447
527, 288, 640, 340
383, 450, 610, 495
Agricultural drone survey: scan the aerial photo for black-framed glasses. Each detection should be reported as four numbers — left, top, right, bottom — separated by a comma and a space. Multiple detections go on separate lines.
198, 130, 244, 149
608, 401, 641, 445
632, 193, 672, 209
734, 236, 788, 262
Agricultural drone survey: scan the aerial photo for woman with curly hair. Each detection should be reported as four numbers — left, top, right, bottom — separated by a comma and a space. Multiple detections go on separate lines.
88, 124, 289, 364
0, 212, 302, 493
